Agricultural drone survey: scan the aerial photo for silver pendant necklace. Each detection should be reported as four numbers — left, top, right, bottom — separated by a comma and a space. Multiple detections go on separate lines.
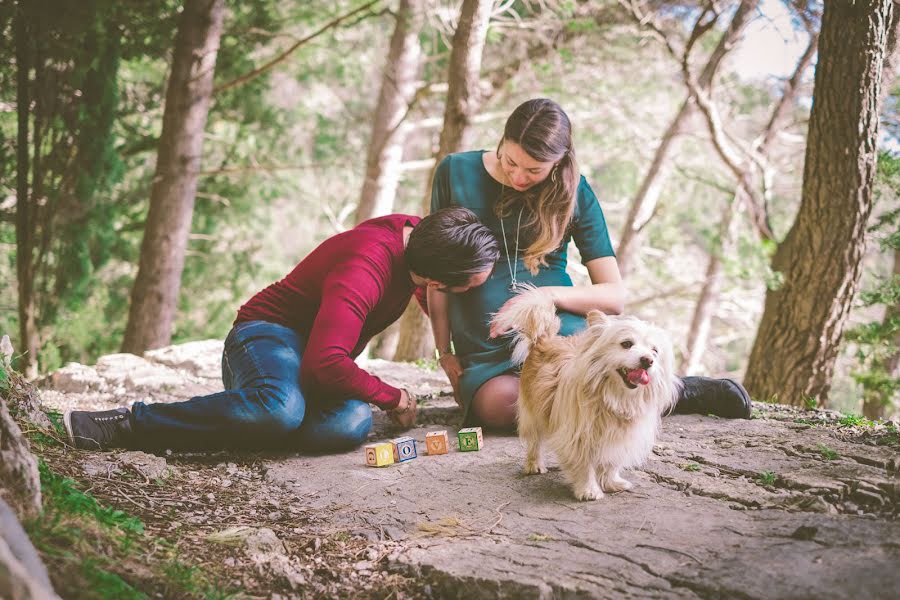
500, 202, 525, 292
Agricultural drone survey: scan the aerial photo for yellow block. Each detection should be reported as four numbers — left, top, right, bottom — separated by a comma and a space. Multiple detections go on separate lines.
364, 442, 395, 467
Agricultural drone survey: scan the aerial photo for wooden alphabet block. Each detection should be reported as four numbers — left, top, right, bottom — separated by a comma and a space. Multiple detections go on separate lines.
457, 427, 483, 452
391, 436, 417, 462
364, 442, 395, 467
425, 430, 449, 455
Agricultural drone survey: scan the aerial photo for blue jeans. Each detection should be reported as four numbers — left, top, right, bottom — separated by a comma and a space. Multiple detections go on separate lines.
131, 320, 373, 451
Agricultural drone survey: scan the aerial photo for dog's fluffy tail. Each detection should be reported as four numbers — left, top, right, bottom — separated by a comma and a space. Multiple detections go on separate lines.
491, 285, 561, 366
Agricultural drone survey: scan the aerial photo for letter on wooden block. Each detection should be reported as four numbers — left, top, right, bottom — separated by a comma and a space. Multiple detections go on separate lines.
365, 442, 395, 467
391, 436, 417, 462
425, 430, 449, 455
457, 427, 483, 452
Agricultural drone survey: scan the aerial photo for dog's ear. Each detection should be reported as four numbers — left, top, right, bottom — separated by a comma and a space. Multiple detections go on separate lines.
586, 310, 608, 327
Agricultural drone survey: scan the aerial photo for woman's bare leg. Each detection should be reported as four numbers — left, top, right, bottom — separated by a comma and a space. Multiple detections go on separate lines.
471, 375, 519, 430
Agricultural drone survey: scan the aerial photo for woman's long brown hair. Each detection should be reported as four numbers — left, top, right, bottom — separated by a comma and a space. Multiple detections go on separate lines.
495, 98, 578, 274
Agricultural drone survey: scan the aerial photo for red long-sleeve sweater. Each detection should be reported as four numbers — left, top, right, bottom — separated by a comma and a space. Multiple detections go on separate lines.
235, 214, 422, 410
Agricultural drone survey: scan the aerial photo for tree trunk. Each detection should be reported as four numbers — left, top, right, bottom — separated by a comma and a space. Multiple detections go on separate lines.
354, 0, 424, 224
14, 4, 38, 380
680, 30, 818, 375
393, 0, 493, 362
616, 0, 758, 276
680, 196, 736, 375
121, 0, 225, 354
744, 0, 893, 406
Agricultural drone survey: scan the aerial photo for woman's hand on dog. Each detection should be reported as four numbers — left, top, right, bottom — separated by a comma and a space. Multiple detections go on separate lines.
439, 354, 464, 407
490, 295, 528, 338
388, 389, 418, 429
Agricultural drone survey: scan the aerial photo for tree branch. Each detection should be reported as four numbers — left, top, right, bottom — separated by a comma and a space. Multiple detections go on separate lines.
213, 0, 383, 94
621, 0, 776, 241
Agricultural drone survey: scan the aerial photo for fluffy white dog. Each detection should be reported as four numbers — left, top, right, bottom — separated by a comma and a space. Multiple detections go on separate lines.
492, 286, 680, 501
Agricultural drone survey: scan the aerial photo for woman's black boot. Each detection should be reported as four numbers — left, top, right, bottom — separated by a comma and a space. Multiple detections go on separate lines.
672, 376, 752, 419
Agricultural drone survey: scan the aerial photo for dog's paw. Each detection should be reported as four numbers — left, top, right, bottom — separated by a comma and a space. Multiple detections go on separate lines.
523, 460, 548, 475
602, 478, 633, 493
574, 484, 604, 501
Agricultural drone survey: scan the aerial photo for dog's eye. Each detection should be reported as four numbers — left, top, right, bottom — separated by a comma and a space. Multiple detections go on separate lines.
621, 340, 633, 349
652, 346, 658, 354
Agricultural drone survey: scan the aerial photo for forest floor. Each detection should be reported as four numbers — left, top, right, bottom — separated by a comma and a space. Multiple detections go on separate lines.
18, 342, 900, 599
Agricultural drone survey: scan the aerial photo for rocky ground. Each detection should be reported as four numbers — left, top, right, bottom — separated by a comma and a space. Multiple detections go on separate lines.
28, 341, 900, 598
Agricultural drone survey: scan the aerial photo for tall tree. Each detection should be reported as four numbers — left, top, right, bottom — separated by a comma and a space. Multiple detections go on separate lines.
393, 0, 494, 361
13, 0, 35, 378
12, 0, 124, 377
354, 0, 424, 224
616, 0, 759, 276
744, 0, 894, 405
121, 0, 225, 354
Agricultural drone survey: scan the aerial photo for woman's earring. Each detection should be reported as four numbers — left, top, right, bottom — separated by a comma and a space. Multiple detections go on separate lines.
551, 165, 558, 183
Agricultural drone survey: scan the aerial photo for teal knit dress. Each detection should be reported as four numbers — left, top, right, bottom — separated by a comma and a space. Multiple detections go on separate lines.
430, 151, 616, 425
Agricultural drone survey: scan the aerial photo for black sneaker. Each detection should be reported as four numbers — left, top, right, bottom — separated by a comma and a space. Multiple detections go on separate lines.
673, 377, 752, 419
64, 407, 134, 450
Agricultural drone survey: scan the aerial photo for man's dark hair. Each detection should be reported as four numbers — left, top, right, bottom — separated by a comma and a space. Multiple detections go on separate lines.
406, 207, 500, 287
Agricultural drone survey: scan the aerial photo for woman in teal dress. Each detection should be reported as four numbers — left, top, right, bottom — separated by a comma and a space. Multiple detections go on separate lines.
427, 98, 751, 428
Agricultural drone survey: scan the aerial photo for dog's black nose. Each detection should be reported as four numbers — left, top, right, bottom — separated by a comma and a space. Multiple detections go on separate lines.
640, 356, 653, 369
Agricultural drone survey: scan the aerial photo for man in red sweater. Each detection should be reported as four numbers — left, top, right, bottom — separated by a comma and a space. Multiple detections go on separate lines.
64, 208, 500, 452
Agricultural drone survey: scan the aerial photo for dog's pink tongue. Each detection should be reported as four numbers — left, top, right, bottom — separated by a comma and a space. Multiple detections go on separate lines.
627, 368, 650, 386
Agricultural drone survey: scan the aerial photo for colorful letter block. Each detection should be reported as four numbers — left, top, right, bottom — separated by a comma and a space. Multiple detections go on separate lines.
425, 430, 449, 455
391, 436, 417, 462
364, 442, 395, 467
457, 427, 484, 452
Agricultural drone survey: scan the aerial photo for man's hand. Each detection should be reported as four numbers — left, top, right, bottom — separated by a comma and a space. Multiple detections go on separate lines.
388, 389, 417, 429
438, 354, 464, 408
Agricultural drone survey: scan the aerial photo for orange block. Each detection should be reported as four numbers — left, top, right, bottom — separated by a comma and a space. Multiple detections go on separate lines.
425, 430, 449, 455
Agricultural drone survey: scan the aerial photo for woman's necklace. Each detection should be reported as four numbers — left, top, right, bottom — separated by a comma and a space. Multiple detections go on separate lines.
500, 200, 525, 292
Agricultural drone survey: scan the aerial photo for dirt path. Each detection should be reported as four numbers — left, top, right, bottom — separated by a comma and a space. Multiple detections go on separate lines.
39, 342, 900, 599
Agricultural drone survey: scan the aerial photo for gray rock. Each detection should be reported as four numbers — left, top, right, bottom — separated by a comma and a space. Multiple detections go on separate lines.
0, 498, 60, 599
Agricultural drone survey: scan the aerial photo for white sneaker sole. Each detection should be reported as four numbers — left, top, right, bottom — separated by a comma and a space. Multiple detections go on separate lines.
63, 409, 76, 446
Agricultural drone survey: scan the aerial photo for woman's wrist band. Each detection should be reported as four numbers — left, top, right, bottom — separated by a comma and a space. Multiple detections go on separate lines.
392, 390, 416, 414
434, 341, 455, 360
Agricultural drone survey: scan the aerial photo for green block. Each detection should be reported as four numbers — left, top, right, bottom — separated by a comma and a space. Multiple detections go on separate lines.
457, 427, 483, 452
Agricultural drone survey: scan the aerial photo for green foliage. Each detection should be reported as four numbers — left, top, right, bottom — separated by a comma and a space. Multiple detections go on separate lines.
837, 414, 874, 427
28, 460, 235, 598
36, 461, 145, 535
681, 462, 701, 472
817, 444, 839, 460
413, 357, 439, 371
757, 470, 776, 485
842, 152, 899, 415
803, 396, 818, 410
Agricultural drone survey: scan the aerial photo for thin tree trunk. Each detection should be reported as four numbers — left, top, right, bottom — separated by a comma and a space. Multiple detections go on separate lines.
14, 3, 38, 380
680, 196, 736, 375
121, 0, 225, 354
393, 0, 493, 362
616, 0, 758, 276
355, 0, 424, 223
744, 0, 893, 405
680, 30, 818, 375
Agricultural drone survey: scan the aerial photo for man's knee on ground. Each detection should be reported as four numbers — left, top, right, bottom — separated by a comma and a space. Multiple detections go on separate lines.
335, 400, 373, 447
250, 385, 305, 435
